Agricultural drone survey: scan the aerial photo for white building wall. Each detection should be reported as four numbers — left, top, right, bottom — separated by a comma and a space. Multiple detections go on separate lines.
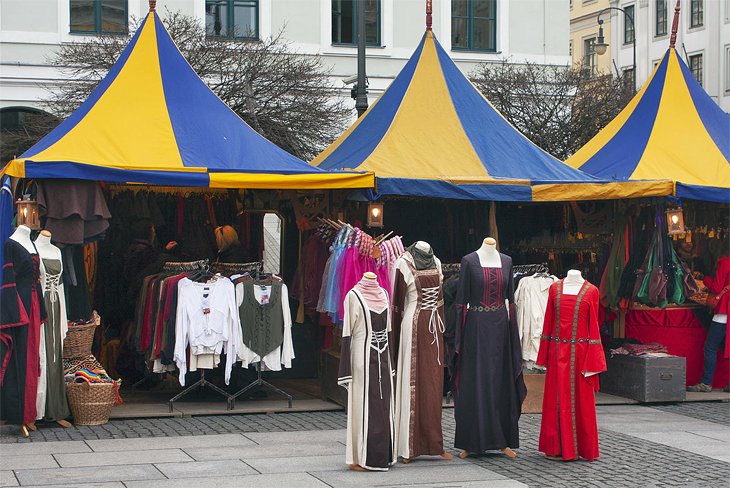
0, 0, 571, 116
609, 0, 729, 111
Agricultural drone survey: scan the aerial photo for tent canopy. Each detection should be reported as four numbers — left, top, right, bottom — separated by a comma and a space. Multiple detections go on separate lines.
3, 11, 373, 190
313, 31, 670, 201
566, 48, 729, 203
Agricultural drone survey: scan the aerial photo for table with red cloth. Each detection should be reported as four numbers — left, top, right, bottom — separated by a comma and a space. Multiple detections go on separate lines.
625, 306, 729, 388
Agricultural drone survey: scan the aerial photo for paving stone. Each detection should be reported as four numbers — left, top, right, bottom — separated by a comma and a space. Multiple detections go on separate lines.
154, 459, 256, 478
245, 454, 344, 474
124, 472, 330, 487
185, 441, 343, 461
0, 454, 57, 471
18, 484, 124, 488
0, 441, 91, 455
86, 433, 253, 452
309, 464, 505, 486
244, 429, 346, 445
0, 471, 18, 487
54, 448, 192, 467
14, 465, 163, 486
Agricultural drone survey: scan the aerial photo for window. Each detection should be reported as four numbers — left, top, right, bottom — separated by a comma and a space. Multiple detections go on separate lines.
205, 0, 258, 39
726, 46, 730, 92
655, 0, 667, 36
452, 0, 497, 52
331, 0, 381, 46
583, 37, 596, 77
622, 67, 635, 89
70, 0, 127, 34
624, 5, 635, 44
690, 0, 703, 27
689, 53, 703, 86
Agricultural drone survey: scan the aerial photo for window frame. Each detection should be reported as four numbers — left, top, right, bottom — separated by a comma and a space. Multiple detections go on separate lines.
205, 0, 260, 40
688, 53, 703, 87
69, 0, 128, 35
690, 0, 703, 28
331, 0, 382, 47
582, 36, 596, 78
451, 0, 498, 53
655, 0, 667, 37
623, 4, 635, 45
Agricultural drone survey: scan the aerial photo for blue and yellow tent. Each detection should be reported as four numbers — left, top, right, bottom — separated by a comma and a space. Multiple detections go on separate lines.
566, 48, 729, 203
313, 30, 670, 201
2, 10, 373, 190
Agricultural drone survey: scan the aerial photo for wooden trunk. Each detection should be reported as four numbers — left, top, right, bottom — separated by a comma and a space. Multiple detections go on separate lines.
320, 350, 348, 407
601, 354, 686, 403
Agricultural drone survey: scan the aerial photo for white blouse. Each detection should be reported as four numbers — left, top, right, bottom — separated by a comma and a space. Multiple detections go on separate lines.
174, 277, 242, 386
235, 282, 295, 371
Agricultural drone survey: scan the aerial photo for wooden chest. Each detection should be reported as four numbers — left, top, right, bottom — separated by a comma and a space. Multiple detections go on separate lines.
602, 354, 686, 403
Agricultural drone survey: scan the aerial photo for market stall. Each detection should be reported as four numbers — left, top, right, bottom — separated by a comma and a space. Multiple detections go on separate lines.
0, 1, 374, 433
566, 18, 730, 392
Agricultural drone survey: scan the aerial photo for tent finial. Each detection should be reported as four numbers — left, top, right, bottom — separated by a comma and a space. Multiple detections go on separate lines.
149, 0, 156, 12
669, 0, 681, 48
426, 0, 432, 31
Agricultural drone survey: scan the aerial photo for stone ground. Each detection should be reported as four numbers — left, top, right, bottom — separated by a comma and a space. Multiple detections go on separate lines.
0, 401, 728, 487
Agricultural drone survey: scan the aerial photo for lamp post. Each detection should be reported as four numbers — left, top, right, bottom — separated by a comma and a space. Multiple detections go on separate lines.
593, 6, 636, 91
354, 0, 369, 117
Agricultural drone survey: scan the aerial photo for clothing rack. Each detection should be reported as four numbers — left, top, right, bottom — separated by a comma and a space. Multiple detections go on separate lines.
168, 369, 231, 412
162, 259, 209, 272
513, 262, 549, 276
229, 361, 293, 409
211, 260, 263, 275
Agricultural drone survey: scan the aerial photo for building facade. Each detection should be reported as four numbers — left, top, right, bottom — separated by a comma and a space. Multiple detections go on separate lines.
0, 0, 570, 131
609, 0, 730, 110
570, 0, 613, 76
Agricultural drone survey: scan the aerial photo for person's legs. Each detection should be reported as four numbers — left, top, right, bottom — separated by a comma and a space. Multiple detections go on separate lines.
701, 321, 727, 386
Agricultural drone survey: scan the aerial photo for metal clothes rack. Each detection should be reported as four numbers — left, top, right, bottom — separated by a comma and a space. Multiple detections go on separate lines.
229, 361, 293, 409
168, 369, 231, 412
512, 262, 549, 276
211, 260, 263, 275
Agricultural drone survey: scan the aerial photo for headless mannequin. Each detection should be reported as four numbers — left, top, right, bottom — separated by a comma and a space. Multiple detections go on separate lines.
562, 269, 585, 295
401, 242, 452, 464
476, 237, 501, 268
9, 226, 36, 437
34, 231, 72, 429
461, 237, 517, 460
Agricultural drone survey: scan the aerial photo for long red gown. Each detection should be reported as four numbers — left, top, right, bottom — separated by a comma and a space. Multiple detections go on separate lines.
536, 280, 606, 461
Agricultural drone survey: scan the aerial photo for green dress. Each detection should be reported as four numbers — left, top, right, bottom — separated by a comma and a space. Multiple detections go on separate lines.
41, 258, 70, 421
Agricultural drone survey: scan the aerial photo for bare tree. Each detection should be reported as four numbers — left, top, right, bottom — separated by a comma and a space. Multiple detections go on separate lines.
40, 10, 349, 161
471, 60, 634, 160
0, 110, 60, 166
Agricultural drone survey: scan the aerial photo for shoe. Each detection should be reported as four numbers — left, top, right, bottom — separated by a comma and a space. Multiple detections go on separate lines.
687, 383, 713, 392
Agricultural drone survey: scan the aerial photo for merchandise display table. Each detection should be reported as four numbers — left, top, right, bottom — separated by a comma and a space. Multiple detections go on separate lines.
625, 305, 729, 388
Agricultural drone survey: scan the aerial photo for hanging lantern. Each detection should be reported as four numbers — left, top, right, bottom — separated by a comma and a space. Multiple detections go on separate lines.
16, 197, 40, 230
367, 202, 384, 228
666, 207, 685, 235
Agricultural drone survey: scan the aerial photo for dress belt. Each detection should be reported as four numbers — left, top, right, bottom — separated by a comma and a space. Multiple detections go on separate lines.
468, 304, 504, 312
540, 335, 601, 345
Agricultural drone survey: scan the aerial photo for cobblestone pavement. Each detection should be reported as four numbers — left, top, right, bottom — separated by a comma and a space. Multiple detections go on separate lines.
1, 402, 728, 487
650, 401, 730, 426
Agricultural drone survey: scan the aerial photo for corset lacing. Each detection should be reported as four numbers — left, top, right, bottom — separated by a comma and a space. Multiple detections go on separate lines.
370, 328, 389, 399
44, 271, 63, 361
420, 285, 445, 365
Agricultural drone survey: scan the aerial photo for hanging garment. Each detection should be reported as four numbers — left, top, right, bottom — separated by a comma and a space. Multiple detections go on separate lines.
536, 280, 606, 461
174, 277, 242, 386
453, 252, 526, 453
236, 280, 295, 371
38, 258, 70, 421
515, 274, 558, 368
392, 251, 446, 460
0, 239, 46, 425
0, 176, 12, 273
338, 288, 396, 471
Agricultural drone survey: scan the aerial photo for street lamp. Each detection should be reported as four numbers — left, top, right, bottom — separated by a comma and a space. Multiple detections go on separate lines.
594, 7, 637, 91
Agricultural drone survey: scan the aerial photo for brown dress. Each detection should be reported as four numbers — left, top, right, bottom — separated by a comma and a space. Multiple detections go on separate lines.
392, 252, 445, 459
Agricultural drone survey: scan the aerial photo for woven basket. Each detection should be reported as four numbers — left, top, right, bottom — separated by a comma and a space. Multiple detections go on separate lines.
63, 312, 100, 359
66, 381, 116, 426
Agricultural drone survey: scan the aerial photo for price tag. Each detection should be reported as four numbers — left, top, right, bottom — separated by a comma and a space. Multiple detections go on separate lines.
261, 288, 270, 305
201, 297, 211, 315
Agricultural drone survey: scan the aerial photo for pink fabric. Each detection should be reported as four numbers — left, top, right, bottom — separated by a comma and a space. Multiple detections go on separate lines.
355, 278, 388, 313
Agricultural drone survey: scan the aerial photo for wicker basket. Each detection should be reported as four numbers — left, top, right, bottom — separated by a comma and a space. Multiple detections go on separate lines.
66, 381, 116, 426
63, 312, 100, 359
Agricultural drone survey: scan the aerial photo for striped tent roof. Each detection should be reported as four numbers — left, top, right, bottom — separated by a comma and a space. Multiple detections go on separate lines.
566, 48, 729, 203
3, 10, 373, 190
313, 31, 670, 201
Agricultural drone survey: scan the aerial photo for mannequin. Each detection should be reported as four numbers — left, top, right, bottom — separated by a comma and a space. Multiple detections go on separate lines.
454, 238, 525, 460
34, 230, 72, 428
340, 272, 396, 471
392, 241, 451, 463
9, 225, 36, 254
562, 269, 585, 295
476, 237, 501, 268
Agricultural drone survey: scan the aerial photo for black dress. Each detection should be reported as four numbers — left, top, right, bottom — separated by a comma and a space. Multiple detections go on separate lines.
453, 252, 526, 452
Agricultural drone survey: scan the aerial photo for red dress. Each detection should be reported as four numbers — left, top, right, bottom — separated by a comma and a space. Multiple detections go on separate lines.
536, 280, 606, 461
